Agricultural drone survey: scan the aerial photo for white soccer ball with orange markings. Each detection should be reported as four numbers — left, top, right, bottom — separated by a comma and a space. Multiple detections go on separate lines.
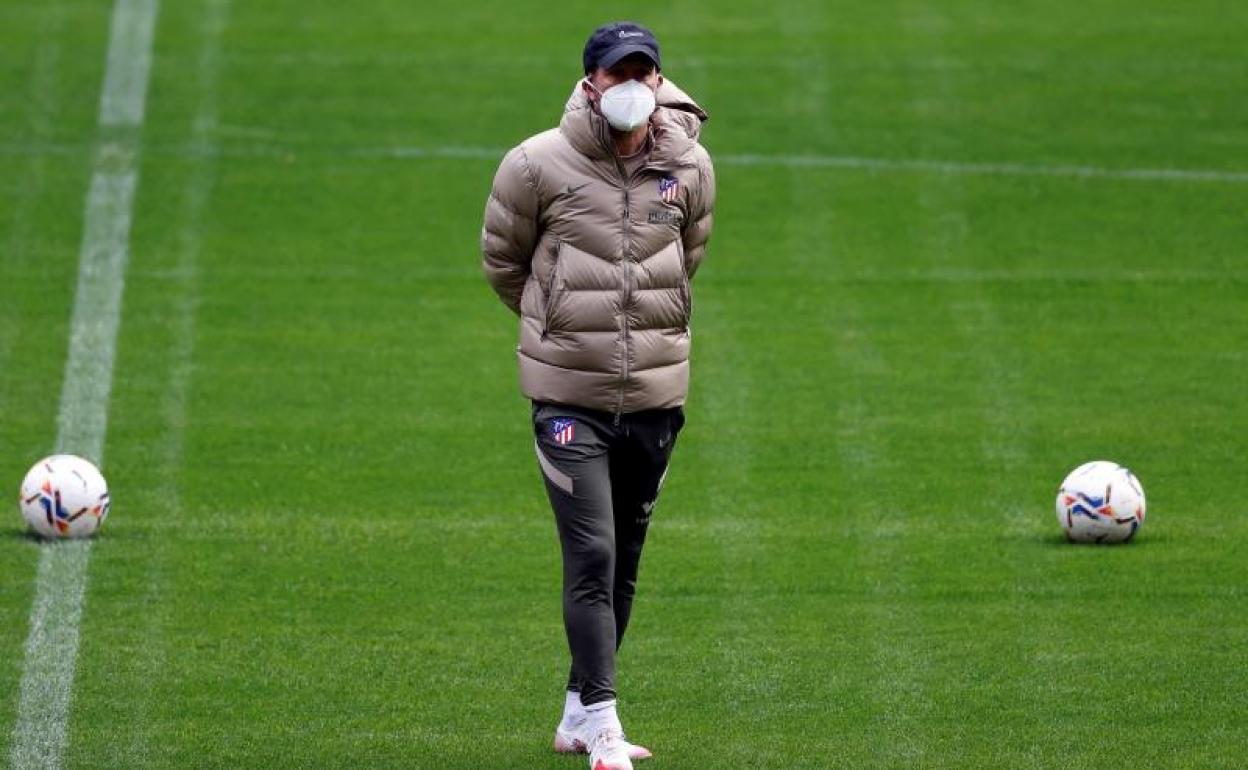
1055, 460, 1146, 543
18, 455, 111, 539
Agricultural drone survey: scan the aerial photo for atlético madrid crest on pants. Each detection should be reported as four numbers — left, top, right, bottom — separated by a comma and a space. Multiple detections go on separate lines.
550, 418, 575, 445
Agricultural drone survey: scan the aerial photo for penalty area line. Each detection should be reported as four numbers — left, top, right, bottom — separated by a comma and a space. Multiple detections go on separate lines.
9, 1, 159, 769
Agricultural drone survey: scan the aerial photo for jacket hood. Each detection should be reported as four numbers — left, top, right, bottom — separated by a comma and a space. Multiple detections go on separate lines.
560, 77, 708, 168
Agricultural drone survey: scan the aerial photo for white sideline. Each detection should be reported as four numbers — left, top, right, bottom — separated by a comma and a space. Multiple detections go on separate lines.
10, 0, 159, 768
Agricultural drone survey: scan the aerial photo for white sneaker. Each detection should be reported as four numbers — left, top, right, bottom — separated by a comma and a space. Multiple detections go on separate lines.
554, 721, 652, 760
588, 729, 634, 770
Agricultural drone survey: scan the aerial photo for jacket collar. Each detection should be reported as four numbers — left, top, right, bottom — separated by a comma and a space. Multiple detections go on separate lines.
559, 78, 709, 171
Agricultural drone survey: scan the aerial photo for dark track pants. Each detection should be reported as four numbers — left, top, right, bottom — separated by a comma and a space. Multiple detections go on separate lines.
532, 400, 685, 706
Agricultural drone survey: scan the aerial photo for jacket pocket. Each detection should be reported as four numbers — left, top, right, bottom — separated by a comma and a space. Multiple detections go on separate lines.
678, 273, 692, 327
543, 241, 565, 336
675, 240, 692, 327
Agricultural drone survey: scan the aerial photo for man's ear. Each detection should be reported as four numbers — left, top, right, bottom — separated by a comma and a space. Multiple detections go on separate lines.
582, 78, 602, 114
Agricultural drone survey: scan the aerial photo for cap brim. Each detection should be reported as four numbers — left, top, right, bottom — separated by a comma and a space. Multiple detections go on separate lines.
597, 43, 660, 71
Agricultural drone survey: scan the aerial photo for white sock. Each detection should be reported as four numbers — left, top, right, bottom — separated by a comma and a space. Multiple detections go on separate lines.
559, 690, 584, 729
584, 699, 622, 737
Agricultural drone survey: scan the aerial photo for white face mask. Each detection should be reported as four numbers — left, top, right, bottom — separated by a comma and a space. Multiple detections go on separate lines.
587, 78, 656, 132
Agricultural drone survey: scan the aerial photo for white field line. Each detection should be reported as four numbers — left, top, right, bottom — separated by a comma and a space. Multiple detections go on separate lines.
716, 151, 1248, 183
99, 0, 158, 128
51, 171, 138, 463
362, 145, 1248, 184
1, 139, 1247, 184
10, 0, 159, 768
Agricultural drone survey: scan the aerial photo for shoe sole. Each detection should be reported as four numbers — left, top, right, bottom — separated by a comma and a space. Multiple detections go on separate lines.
554, 732, 651, 760
553, 733, 587, 754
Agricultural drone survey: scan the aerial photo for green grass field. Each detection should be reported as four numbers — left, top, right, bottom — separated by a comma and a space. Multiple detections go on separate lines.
2, 0, 1246, 767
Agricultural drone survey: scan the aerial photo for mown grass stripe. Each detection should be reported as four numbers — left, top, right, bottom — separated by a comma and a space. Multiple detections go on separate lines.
124, 2, 228, 759
0, 6, 67, 421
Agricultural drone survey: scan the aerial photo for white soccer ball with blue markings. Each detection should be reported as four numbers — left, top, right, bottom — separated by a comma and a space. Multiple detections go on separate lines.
1056, 460, 1146, 543
18, 455, 111, 539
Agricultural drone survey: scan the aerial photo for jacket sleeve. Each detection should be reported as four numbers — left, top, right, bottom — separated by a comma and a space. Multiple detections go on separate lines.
481, 146, 541, 315
681, 147, 716, 279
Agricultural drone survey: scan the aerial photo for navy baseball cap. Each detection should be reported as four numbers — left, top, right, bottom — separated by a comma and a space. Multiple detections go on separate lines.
583, 21, 661, 74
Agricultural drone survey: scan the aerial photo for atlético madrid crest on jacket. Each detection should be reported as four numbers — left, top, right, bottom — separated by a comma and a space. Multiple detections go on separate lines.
549, 418, 575, 445
659, 176, 680, 203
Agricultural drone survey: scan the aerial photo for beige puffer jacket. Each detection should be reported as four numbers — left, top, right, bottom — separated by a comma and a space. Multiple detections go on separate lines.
481, 78, 715, 415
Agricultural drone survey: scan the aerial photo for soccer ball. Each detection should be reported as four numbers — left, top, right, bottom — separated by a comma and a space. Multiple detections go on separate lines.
1055, 460, 1145, 543
18, 455, 111, 538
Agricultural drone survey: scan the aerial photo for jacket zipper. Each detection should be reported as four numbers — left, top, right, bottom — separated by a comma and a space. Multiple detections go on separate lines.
616, 179, 631, 425
607, 137, 650, 425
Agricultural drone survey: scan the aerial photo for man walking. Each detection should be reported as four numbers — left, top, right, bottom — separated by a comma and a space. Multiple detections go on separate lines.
481, 21, 714, 770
